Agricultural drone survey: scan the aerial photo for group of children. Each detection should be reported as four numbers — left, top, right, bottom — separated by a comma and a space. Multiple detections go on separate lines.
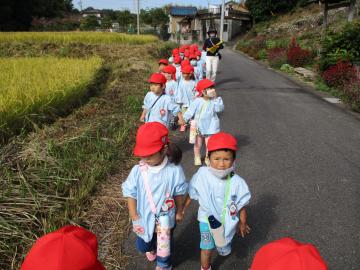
20, 44, 328, 270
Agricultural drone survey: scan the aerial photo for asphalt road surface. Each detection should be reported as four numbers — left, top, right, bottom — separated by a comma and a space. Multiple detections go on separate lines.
125, 47, 360, 270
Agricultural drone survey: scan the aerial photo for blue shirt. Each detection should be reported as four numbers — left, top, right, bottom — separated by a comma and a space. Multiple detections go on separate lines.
143, 91, 181, 127
183, 97, 224, 135
177, 79, 197, 108
165, 80, 180, 104
188, 166, 251, 245
122, 158, 188, 242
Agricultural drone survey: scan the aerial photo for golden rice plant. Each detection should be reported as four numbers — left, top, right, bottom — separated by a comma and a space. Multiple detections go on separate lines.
0, 32, 158, 45
0, 57, 103, 141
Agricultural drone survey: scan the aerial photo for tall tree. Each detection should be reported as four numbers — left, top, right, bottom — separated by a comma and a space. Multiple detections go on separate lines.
246, 0, 298, 22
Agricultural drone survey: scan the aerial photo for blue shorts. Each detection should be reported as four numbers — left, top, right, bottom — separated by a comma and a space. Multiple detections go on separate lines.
199, 222, 215, 250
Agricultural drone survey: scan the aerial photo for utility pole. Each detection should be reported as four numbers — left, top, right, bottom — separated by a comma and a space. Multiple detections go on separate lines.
220, 0, 225, 40
78, 0, 83, 12
137, 0, 140, 35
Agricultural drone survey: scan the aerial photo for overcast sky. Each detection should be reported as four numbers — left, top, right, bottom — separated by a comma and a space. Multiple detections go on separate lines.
75, 0, 229, 12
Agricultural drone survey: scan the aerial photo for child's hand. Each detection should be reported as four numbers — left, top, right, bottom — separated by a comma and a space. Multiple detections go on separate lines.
238, 222, 251, 238
176, 210, 184, 223
178, 119, 185, 126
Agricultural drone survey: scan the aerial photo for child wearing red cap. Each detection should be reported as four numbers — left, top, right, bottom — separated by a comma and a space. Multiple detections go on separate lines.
122, 122, 188, 270
140, 73, 185, 128
250, 237, 328, 270
183, 79, 224, 166
183, 132, 251, 270
21, 225, 105, 270
190, 54, 203, 82
158, 59, 169, 73
172, 55, 182, 82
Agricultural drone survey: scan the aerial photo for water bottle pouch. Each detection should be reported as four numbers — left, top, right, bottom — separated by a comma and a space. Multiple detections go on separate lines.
209, 225, 226, 247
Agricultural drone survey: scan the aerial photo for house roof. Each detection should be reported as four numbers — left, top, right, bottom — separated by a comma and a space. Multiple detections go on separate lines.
170, 6, 197, 16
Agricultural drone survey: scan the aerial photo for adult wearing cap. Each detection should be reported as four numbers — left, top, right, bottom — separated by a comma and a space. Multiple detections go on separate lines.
250, 237, 328, 270
202, 28, 224, 82
21, 225, 105, 270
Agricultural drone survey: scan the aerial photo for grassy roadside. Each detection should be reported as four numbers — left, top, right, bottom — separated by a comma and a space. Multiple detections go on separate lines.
0, 41, 175, 270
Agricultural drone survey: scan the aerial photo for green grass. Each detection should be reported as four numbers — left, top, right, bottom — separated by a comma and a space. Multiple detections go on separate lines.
0, 40, 173, 270
0, 57, 104, 142
0, 32, 158, 45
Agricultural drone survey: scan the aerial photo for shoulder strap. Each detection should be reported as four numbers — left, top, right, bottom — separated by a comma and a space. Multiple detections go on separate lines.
139, 162, 157, 214
146, 93, 164, 122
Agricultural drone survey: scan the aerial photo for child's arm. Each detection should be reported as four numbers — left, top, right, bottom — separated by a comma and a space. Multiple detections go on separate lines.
174, 195, 185, 223
140, 109, 147, 122
183, 194, 192, 214
177, 111, 185, 126
127, 197, 140, 220
238, 207, 251, 238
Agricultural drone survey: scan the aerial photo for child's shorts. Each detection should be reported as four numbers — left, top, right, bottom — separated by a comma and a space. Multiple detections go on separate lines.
199, 222, 215, 250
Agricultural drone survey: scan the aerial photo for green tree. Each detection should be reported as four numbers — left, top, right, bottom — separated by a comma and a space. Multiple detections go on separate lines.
246, 0, 298, 22
80, 15, 99, 30
101, 15, 113, 29
117, 10, 135, 30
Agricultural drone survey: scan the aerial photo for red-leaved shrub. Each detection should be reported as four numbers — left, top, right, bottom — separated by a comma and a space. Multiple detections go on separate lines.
267, 48, 287, 68
287, 37, 312, 67
322, 61, 357, 88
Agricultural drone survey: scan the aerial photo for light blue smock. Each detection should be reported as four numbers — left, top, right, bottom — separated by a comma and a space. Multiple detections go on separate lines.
194, 65, 203, 81
173, 64, 182, 82
165, 80, 181, 104
188, 166, 251, 246
122, 160, 188, 243
143, 91, 181, 128
183, 97, 224, 135
177, 79, 197, 108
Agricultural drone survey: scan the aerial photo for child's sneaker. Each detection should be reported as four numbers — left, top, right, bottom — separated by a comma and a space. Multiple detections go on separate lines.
180, 125, 186, 132
146, 251, 156, 262
194, 156, 202, 166
205, 157, 210, 166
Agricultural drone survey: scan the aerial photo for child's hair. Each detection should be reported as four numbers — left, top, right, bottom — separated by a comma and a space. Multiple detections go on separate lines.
208, 148, 236, 159
166, 142, 182, 165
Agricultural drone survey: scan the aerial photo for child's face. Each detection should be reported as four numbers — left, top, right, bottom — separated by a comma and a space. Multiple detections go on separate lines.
159, 64, 166, 72
209, 150, 234, 170
163, 72, 172, 81
150, 83, 164, 95
141, 148, 166, 166
182, 73, 191, 80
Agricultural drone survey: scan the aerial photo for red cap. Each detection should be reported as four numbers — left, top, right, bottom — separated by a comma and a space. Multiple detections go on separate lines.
181, 64, 194, 74
173, 56, 181, 64
181, 59, 190, 67
207, 132, 237, 152
158, 59, 169, 65
163, 65, 176, 74
172, 48, 179, 56
184, 51, 190, 58
21, 225, 105, 270
190, 44, 199, 52
179, 46, 186, 53
189, 54, 197, 60
134, 122, 169, 156
148, 73, 167, 85
251, 237, 328, 270
196, 50, 202, 57
195, 79, 215, 95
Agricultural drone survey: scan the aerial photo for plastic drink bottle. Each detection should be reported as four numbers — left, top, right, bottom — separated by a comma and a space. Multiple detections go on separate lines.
157, 214, 171, 258
208, 215, 231, 256
189, 120, 197, 144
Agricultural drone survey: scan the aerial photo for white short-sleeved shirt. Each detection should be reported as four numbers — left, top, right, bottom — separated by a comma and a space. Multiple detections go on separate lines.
143, 91, 181, 127
122, 158, 188, 242
188, 166, 251, 245
183, 97, 224, 135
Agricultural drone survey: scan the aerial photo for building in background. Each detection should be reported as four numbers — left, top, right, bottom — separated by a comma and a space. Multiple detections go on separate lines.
168, 2, 252, 44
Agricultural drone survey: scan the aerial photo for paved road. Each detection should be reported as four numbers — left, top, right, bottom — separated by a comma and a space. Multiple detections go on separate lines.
125, 47, 360, 270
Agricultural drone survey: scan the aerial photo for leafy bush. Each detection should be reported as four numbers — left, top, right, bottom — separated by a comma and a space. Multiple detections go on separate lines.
253, 35, 267, 51
320, 20, 360, 71
287, 37, 312, 67
280, 63, 294, 73
258, 49, 267, 60
343, 78, 360, 112
268, 47, 287, 68
321, 61, 357, 88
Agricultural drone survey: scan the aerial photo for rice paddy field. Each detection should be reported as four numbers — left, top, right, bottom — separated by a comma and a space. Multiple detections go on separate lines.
0, 57, 103, 141
0, 31, 169, 269
0, 31, 158, 45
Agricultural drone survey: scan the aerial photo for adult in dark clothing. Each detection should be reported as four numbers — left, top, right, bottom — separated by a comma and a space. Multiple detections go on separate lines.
202, 28, 224, 82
